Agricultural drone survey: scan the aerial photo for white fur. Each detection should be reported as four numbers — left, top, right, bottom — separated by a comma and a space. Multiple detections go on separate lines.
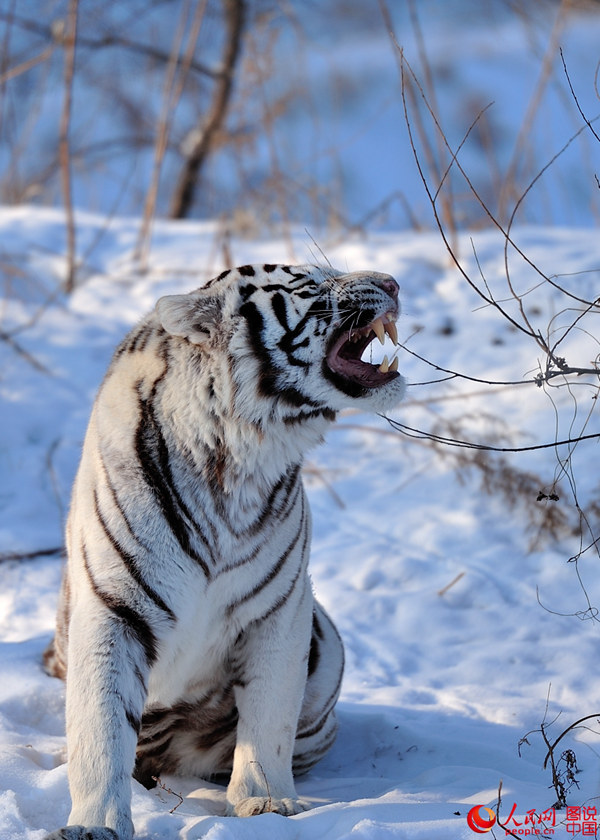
43, 265, 404, 840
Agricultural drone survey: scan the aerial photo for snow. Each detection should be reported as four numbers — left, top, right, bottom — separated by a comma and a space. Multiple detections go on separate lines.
1, 209, 600, 839
2, 1, 600, 837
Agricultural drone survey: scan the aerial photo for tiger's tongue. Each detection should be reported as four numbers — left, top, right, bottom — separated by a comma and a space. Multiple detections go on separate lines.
330, 334, 399, 386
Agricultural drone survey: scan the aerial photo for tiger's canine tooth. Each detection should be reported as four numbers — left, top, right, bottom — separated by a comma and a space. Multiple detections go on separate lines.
389, 357, 399, 372
372, 318, 386, 345
379, 355, 389, 373
385, 320, 398, 345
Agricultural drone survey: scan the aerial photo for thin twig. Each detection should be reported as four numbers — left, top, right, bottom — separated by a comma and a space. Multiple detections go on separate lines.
0, 12, 220, 79
59, 0, 78, 294
0, 547, 63, 563
381, 414, 600, 453
0, 330, 53, 374
543, 714, 600, 769
497, 1, 568, 221
560, 48, 600, 145
437, 572, 465, 597
136, 0, 201, 267
249, 761, 273, 812
151, 776, 184, 814
0, 41, 55, 84
46, 438, 65, 522
495, 779, 522, 840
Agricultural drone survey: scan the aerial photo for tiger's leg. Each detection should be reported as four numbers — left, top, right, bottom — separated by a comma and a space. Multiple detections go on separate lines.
226, 577, 313, 817
293, 602, 344, 774
44, 602, 151, 840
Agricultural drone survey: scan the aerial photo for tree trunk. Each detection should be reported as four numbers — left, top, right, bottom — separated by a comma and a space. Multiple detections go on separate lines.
169, 0, 245, 220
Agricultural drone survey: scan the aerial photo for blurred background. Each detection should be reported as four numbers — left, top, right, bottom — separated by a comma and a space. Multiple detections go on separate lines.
1, 0, 599, 239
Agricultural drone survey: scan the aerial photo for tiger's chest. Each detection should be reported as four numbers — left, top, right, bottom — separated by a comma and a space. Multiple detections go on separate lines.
145, 478, 312, 707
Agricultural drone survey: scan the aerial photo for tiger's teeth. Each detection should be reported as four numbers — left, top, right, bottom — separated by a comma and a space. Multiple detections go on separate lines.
385, 320, 398, 345
372, 318, 386, 345
379, 355, 389, 373
389, 357, 399, 372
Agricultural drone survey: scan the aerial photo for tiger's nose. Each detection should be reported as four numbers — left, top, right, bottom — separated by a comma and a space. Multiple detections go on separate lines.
372, 274, 399, 300
342, 271, 399, 300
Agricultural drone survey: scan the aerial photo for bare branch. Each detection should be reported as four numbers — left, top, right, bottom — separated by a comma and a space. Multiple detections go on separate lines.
380, 414, 600, 453
136, 0, 208, 266
0, 329, 53, 374
0, 546, 63, 563
543, 714, 600, 770
497, 2, 569, 221
170, 0, 246, 219
59, 0, 78, 294
0, 41, 55, 85
0, 11, 220, 79
151, 777, 184, 814
398, 51, 544, 342
560, 48, 600, 145
494, 779, 522, 840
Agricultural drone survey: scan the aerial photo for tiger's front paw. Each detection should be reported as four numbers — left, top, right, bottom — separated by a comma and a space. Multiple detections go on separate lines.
44, 827, 119, 840
228, 796, 311, 817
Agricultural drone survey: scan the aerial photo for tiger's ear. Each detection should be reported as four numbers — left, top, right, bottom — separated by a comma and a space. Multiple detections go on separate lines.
155, 292, 222, 345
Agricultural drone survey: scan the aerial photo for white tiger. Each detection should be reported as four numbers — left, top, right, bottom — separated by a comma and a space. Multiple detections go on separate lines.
43, 263, 405, 840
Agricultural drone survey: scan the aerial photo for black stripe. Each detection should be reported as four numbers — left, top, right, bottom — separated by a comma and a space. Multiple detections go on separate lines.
307, 611, 322, 677
139, 704, 174, 730
211, 470, 302, 567
282, 265, 304, 277
137, 724, 175, 750
271, 292, 290, 331
98, 448, 140, 544
125, 707, 142, 735
269, 467, 303, 526
293, 727, 337, 772
238, 299, 279, 397
225, 502, 306, 617
135, 384, 211, 577
297, 665, 344, 740
256, 544, 308, 624
247, 512, 310, 625
128, 322, 155, 354
295, 287, 321, 298
195, 705, 239, 749
217, 465, 300, 546
135, 735, 174, 762
82, 542, 158, 667
139, 693, 238, 750
240, 283, 257, 300
277, 297, 330, 368
93, 488, 176, 622
134, 662, 147, 694
239, 300, 322, 408
296, 707, 338, 742
257, 282, 315, 295
283, 408, 336, 426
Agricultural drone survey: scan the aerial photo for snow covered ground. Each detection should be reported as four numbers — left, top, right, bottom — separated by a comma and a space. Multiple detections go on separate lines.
1, 208, 600, 839
2, 1, 600, 837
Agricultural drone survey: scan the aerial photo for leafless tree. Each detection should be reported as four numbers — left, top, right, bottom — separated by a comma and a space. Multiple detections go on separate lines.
170, 0, 246, 219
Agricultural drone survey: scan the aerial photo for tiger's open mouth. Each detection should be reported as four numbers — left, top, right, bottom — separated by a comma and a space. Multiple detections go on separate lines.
326, 312, 400, 389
